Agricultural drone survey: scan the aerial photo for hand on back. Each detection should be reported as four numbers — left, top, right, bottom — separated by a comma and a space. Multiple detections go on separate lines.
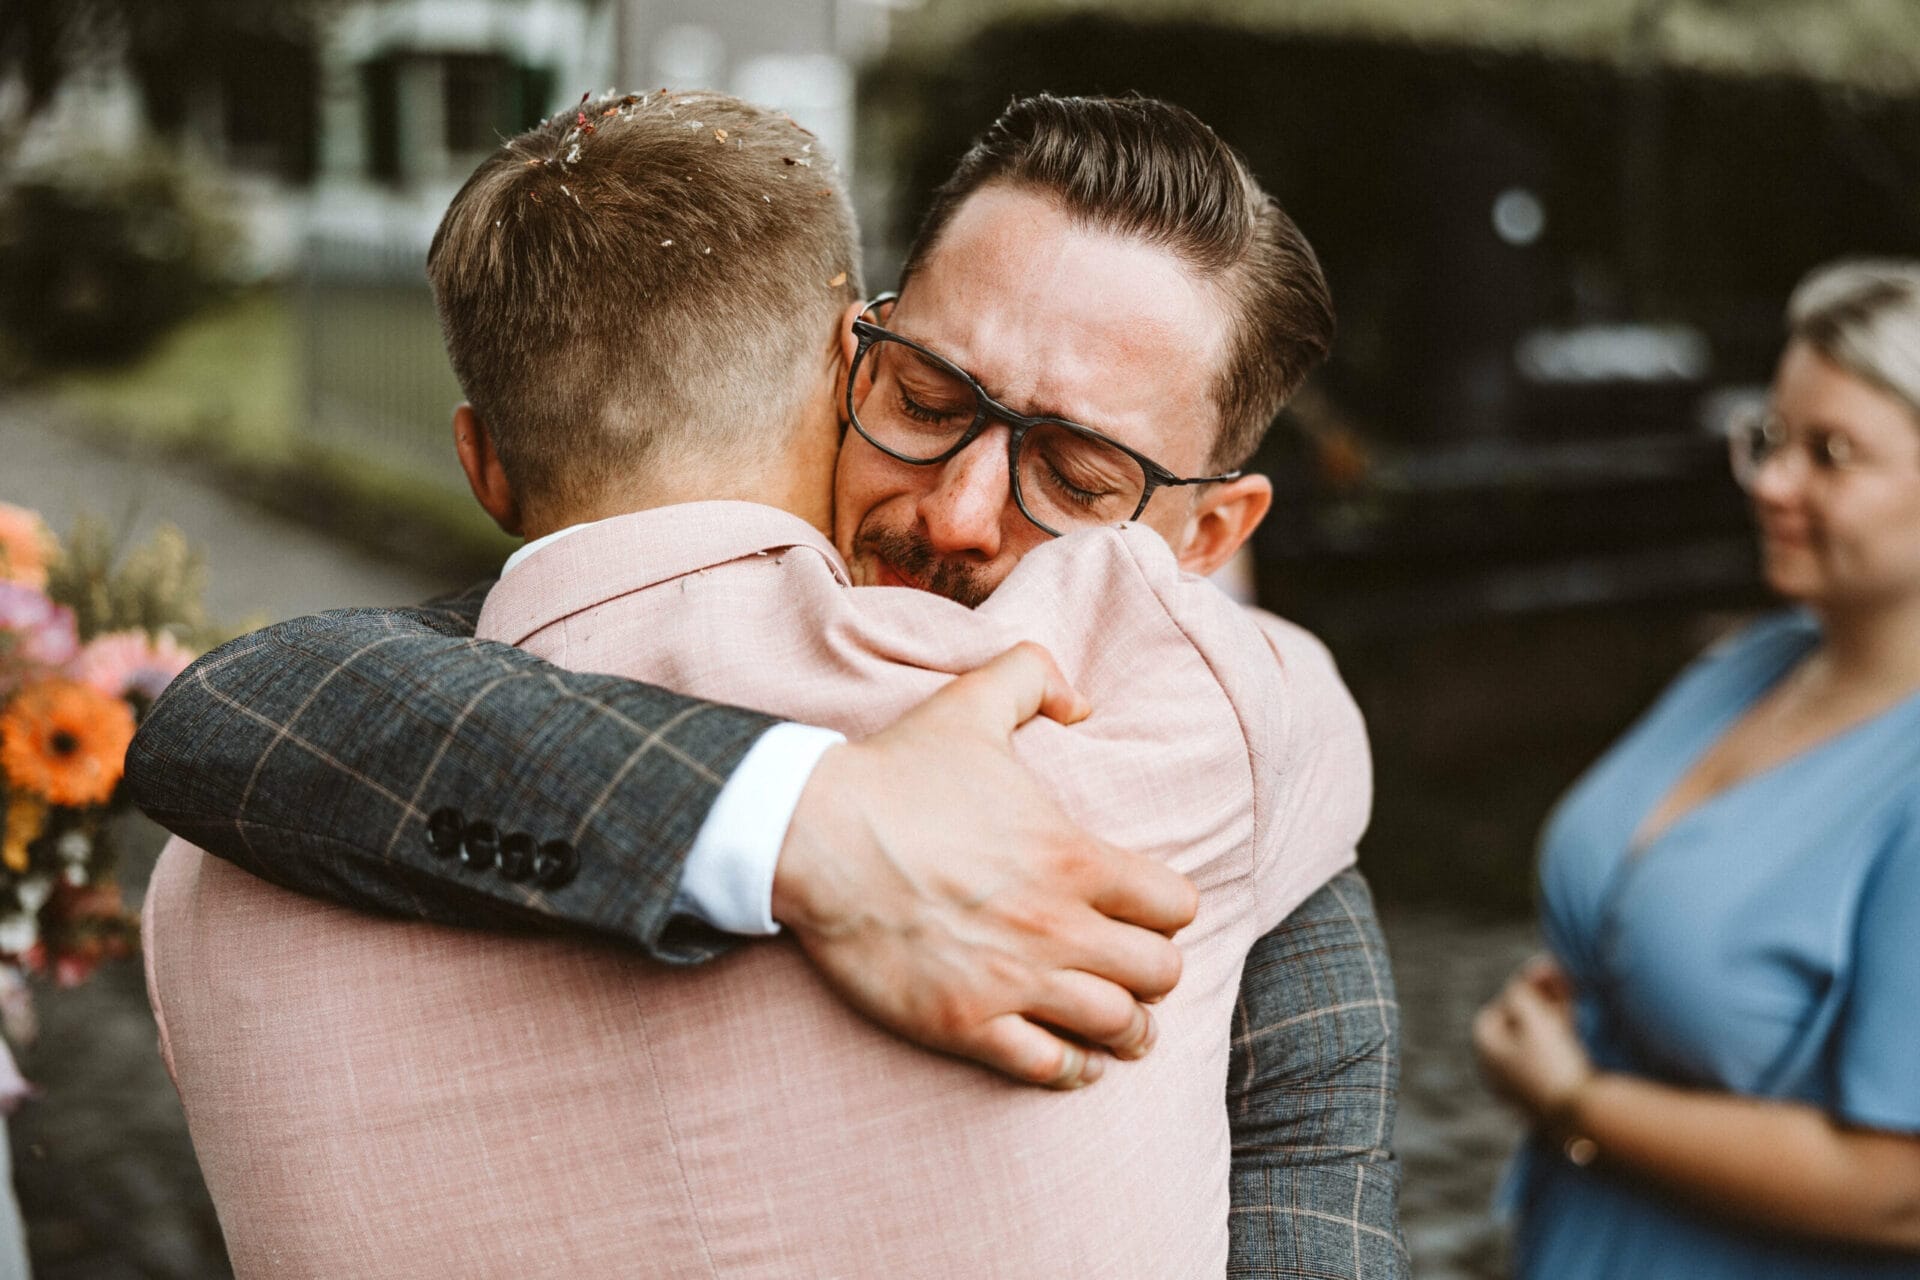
773, 643, 1198, 1088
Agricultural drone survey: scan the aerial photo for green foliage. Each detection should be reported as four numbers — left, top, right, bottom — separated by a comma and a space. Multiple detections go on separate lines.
0, 148, 239, 368
0, 0, 341, 122
45, 519, 213, 648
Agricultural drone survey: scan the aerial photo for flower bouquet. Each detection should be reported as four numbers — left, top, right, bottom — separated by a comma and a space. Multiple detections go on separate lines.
0, 501, 206, 1110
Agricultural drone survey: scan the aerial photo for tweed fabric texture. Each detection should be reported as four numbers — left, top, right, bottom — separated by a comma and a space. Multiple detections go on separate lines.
126, 584, 774, 963
147, 503, 1372, 1278
1229, 869, 1410, 1278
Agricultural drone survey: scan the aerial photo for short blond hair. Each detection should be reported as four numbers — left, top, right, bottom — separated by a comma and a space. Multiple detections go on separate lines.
1787, 259, 1920, 423
428, 91, 861, 509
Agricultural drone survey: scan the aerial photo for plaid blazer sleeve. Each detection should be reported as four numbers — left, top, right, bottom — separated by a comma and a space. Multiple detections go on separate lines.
1227, 868, 1411, 1278
124, 583, 779, 964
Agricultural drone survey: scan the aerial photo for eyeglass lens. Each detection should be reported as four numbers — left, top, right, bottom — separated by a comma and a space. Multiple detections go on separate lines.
1730, 411, 1858, 488
854, 334, 1150, 531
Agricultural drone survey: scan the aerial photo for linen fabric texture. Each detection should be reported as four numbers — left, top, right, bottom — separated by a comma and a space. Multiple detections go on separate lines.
1512, 611, 1920, 1279
146, 502, 1373, 1278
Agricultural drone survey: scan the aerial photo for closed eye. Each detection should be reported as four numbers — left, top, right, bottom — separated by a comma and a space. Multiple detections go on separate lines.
1040, 459, 1111, 508
898, 390, 954, 425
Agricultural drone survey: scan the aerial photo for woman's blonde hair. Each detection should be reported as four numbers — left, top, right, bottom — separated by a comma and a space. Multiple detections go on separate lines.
1786, 259, 1920, 422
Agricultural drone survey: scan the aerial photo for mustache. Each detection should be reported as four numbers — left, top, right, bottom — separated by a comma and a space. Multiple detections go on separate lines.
854, 524, 993, 609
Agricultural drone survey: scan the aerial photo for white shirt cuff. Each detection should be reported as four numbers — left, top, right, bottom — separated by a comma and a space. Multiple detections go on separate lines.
672, 722, 845, 936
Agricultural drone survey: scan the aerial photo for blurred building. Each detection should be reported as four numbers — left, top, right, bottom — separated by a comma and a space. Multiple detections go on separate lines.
295, 0, 904, 471
308, 0, 897, 263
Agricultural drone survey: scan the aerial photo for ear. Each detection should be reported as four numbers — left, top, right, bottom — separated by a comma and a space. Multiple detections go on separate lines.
452, 405, 522, 537
1172, 474, 1271, 578
831, 298, 866, 429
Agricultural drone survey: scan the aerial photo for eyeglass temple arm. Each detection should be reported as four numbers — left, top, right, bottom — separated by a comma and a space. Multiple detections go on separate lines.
1158, 469, 1245, 487
858, 291, 900, 321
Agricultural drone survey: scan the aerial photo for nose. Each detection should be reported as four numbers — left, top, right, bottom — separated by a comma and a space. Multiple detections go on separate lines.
1748, 445, 1806, 506
918, 426, 1014, 560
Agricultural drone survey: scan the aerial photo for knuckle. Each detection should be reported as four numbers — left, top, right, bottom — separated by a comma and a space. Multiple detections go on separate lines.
1044, 839, 1095, 883
1006, 900, 1063, 940
928, 991, 984, 1042
979, 950, 1027, 989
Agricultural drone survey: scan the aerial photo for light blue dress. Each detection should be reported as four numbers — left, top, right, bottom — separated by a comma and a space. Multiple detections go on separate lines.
1511, 612, 1920, 1279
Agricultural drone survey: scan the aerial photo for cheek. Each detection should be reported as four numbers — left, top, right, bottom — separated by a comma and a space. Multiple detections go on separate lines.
833, 445, 920, 550
1880, 501, 1920, 580
1134, 487, 1198, 552
831, 447, 875, 556
1827, 488, 1920, 581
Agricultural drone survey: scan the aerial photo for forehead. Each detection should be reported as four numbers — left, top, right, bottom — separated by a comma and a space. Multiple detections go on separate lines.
1776, 340, 1920, 448
892, 185, 1229, 467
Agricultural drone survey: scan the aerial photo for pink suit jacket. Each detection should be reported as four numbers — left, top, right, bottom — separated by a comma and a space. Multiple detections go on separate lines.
145, 502, 1370, 1278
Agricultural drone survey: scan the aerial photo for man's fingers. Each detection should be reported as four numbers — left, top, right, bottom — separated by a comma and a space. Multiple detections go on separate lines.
928, 643, 1091, 737
969, 1014, 1106, 1089
1066, 914, 1184, 1004
1082, 842, 1198, 936
1029, 969, 1157, 1061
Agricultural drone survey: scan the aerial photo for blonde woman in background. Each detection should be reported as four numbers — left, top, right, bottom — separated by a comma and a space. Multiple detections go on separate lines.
1475, 259, 1920, 1277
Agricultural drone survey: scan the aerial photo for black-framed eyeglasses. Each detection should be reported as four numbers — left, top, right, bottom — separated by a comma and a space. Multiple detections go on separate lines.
845, 293, 1241, 537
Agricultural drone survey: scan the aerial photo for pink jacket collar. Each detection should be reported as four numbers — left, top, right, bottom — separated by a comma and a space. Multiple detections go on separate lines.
478, 501, 847, 647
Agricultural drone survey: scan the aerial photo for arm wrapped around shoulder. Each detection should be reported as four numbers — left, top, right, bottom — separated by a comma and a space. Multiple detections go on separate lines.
126, 587, 778, 961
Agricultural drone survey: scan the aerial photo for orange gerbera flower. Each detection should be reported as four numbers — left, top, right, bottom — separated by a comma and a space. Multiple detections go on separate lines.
0, 680, 135, 807
0, 504, 54, 590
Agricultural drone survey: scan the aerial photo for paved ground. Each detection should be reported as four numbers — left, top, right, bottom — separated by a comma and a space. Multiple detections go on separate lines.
1390, 912, 1537, 1279
1, 399, 1533, 1277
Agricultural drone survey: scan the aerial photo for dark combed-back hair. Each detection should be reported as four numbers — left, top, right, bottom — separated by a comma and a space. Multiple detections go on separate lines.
901, 94, 1333, 470
428, 90, 860, 511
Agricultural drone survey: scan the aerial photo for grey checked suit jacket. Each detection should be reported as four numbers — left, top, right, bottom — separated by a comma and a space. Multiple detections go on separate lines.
127, 584, 1409, 1278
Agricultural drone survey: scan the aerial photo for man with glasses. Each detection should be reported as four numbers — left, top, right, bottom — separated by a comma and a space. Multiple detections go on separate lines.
840, 291, 1249, 595
136, 91, 1404, 1275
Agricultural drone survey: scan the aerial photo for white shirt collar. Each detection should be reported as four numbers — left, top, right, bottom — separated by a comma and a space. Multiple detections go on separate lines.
500, 516, 614, 578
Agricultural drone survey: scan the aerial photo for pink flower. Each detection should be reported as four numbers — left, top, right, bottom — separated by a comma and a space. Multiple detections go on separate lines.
0, 504, 53, 591
70, 629, 195, 701
0, 583, 78, 691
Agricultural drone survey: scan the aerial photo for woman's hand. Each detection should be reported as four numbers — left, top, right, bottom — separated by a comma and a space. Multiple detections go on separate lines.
1473, 954, 1595, 1126
1475, 957, 1920, 1249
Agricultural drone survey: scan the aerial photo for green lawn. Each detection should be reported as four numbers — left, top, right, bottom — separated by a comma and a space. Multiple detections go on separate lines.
49, 288, 511, 576
53, 289, 302, 459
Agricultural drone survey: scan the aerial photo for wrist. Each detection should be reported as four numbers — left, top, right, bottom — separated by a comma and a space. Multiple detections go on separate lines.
680, 723, 842, 936
770, 742, 849, 933
1542, 1069, 1604, 1163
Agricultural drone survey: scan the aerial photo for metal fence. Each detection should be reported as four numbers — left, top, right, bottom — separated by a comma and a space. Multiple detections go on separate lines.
299, 231, 468, 491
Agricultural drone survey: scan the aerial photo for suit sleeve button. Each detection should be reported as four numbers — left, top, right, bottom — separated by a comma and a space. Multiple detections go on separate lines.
532, 840, 578, 890
497, 832, 535, 882
426, 808, 464, 859
459, 820, 500, 871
